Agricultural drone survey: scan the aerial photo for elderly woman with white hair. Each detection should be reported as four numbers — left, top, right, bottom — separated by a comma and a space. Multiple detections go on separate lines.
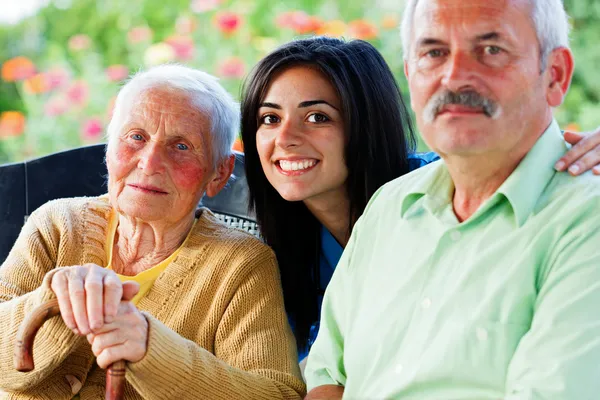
0, 65, 305, 399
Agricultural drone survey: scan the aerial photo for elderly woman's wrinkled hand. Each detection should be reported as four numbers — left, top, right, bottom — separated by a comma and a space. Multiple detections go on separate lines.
86, 301, 149, 369
50, 263, 140, 335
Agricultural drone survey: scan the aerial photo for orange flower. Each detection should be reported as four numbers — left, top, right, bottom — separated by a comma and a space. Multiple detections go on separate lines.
213, 11, 243, 35
348, 20, 378, 40
165, 35, 195, 60
0, 111, 26, 138
23, 73, 50, 94
176, 15, 198, 35
217, 57, 246, 79
1, 56, 36, 82
68, 34, 92, 51
317, 20, 347, 37
564, 123, 581, 133
232, 137, 243, 152
106, 96, 117, 121
381, 14, 399, 30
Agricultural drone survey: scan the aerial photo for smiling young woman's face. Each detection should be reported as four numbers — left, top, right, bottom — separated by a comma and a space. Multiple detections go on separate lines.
256, 66, 348, 205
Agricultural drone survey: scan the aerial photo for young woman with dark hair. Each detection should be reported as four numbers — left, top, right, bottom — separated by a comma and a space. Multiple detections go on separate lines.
240, 36, 600, 360
240, 36, 437, 359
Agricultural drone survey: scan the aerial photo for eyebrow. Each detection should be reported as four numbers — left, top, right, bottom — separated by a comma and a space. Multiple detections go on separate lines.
476, 32, 501, 42
259, 100, 340, 111
416, 32, 503, 49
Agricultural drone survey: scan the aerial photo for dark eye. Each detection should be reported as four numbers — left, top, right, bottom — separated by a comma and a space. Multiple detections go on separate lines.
427, 49, 444, 58
307, 113, 330, 123
260, 114, 280, 125
484, 45, 502, 55
176, 143, 189, 150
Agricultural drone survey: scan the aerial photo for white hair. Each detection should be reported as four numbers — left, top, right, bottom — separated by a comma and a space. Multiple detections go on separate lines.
106, 64, 239, 165
400, 0, 571, 69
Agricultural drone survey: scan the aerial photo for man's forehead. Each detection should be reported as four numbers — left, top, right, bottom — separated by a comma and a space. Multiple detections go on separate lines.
413, 0, 529, 31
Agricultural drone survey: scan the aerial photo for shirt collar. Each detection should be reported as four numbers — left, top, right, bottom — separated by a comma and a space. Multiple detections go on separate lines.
497, 119, 565, 226
401, 120, 566, 227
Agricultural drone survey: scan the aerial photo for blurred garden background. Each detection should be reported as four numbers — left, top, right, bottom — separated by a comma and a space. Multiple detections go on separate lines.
0, 0, 599, 164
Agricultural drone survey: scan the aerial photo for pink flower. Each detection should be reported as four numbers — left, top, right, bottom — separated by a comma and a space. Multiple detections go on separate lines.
190, 0, 223, 13
276, 11, 323, 34
45, 67, 70, 90
213, 11, 243, 35
176, 15, 198, 35
127, 26, 153, 44
44, 96, 69, 117
217, 57, 246, 79
106, 65, 129, 82
68, 34, 92, 51
82, 118, 104, 140
165, 35, 195, 60
66, 80, 89, 106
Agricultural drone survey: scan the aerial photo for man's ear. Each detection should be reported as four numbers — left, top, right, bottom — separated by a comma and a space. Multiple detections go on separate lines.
205, 154, 235, 198
404, 60, 410, 80
546, 47, 574, 107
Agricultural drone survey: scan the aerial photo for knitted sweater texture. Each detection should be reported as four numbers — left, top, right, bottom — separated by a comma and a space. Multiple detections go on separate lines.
0, 196, 305, 399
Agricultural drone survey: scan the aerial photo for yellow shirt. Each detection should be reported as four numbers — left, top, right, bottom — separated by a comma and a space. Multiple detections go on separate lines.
104, 209, 198, 305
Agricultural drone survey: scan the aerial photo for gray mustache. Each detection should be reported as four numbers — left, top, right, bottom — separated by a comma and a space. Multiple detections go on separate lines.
424, 90, 500, 121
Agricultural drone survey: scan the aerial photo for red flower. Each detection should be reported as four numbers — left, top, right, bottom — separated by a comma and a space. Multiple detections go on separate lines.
44, 96, 69, 117
165, 35, 195, 60
214, 11, 243, 35
106, 65, 129, 82
82, 118, 104, 140
217, 57, 246, 79
66, 80, 89, 106
348, 20, 378, 40
276, 11, 323, 34
127, 26, 153, 44
1, 56, 36, 82
68, 34, 92, 51
45, 67, 70, 90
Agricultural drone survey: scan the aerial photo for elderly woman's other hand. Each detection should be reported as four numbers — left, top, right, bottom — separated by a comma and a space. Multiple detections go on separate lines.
86, 301, 149, 369
50, 264, 140, 335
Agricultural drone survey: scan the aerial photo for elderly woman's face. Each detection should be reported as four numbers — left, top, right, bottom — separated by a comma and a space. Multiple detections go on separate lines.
106, 87, 217, 223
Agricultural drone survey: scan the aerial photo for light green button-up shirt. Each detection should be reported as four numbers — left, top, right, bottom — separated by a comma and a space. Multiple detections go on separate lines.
305, 120, 600, 400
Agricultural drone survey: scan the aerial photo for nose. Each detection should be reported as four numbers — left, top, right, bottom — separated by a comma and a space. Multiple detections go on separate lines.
441, 50, 481, 93
137, 142, 165, 174
274, 119, 303, 149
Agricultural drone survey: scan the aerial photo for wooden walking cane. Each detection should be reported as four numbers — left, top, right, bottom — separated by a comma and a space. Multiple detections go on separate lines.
13, 298, 126, 400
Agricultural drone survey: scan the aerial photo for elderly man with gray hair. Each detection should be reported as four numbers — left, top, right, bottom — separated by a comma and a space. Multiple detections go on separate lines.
305, 0, 600, 399
0, 64, 305, 399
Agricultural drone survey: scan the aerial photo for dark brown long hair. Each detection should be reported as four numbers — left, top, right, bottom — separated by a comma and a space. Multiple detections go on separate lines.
240, 36, 416, 350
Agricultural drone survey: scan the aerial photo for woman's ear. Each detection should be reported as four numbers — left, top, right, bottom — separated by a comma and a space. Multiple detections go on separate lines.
205, 154, 235, 198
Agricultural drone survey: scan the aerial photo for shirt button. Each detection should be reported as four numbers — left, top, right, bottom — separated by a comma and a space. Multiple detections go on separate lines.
450, 231, 461, 241
476, 327, 489, 341
421, 297, 432, 309
65, 375, 82, 394
395, 364, 403, 374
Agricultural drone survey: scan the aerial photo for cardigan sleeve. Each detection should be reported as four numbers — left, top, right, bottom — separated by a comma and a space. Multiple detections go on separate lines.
0, 209, 83, 391
126, 246, 306, 399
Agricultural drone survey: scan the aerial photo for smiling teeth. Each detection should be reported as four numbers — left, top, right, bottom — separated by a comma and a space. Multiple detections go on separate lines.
279, 159, 317, 171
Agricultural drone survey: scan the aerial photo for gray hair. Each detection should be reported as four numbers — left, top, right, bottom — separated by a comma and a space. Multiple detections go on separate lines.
400, 0, 571, 69
106, 64, 239, 165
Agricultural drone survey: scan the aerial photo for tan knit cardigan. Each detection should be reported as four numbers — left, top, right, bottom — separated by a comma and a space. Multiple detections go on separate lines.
0, 196, 305, 399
